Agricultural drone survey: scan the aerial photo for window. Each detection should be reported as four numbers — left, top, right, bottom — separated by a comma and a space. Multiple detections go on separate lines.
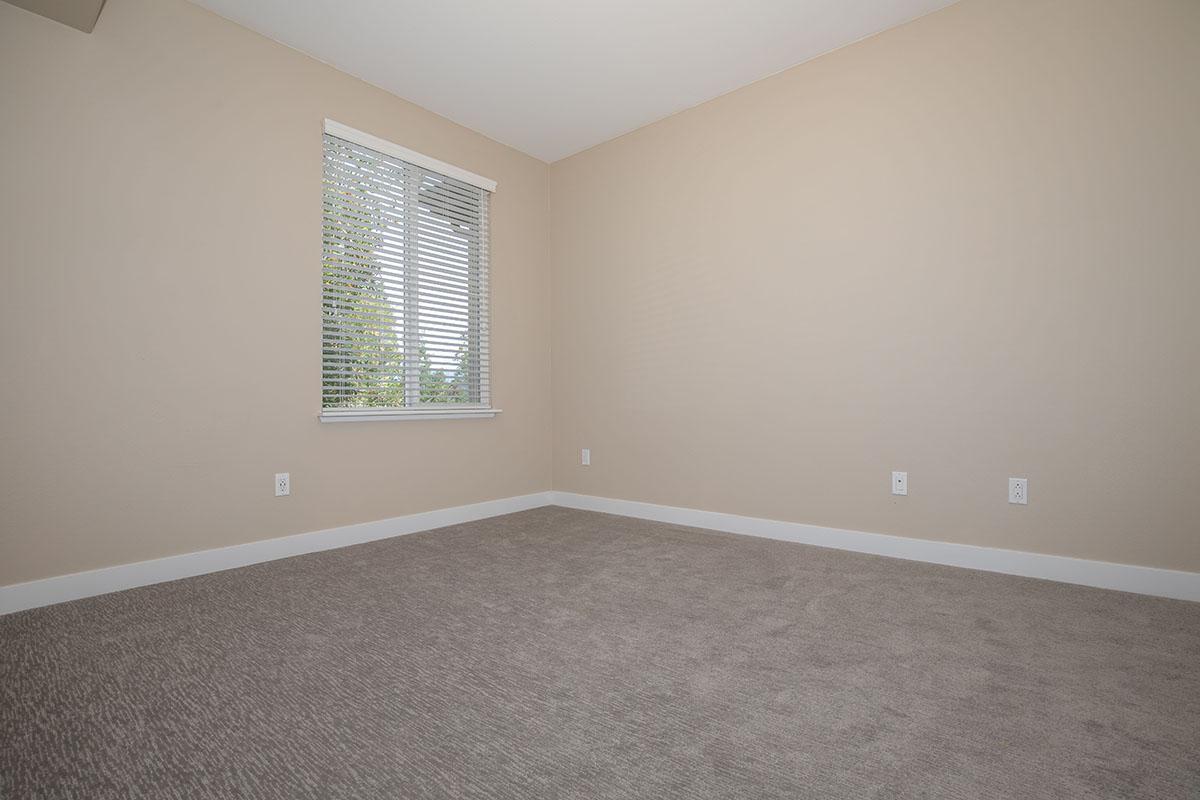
320, 120, 497, 422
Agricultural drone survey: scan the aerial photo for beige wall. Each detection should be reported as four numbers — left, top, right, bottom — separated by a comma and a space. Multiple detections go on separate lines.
0, 0, 551, 584
550, 0, 1200, 571
3, 0, 1198, 587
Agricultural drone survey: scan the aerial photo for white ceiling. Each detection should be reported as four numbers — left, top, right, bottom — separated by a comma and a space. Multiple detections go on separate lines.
190, 0, 959, 162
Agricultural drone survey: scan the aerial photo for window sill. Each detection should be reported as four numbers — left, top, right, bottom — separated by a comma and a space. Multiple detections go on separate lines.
319, 408, 500, 423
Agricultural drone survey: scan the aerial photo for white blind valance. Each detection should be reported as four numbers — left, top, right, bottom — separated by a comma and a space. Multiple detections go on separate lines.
321, 124, 492, 417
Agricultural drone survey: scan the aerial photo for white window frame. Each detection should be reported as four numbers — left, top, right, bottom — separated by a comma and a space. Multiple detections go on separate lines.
318, 120, 499, 423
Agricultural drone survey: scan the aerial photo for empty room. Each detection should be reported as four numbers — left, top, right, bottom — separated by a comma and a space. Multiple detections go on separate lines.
2, 0, 1198, 797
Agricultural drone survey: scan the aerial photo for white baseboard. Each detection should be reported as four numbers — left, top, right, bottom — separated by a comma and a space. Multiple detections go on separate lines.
6, 489, 1196, 614
550, 491, 1200, 603
0, 492, 554, 615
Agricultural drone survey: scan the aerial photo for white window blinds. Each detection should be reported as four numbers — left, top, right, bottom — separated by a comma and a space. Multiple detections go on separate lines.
321, 123, 493, 420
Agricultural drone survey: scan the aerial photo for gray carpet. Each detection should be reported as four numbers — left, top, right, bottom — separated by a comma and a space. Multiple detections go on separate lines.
2, 507, 1198, 799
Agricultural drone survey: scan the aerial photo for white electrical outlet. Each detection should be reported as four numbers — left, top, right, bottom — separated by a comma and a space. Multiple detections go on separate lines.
275, 472, 290, 497
581, 448, 591, 466
1009, 477, 1028, 505
892, 471, 908, 496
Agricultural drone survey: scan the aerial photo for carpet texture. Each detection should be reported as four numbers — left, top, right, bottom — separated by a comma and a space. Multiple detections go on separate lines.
2, 506, 1199, 799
